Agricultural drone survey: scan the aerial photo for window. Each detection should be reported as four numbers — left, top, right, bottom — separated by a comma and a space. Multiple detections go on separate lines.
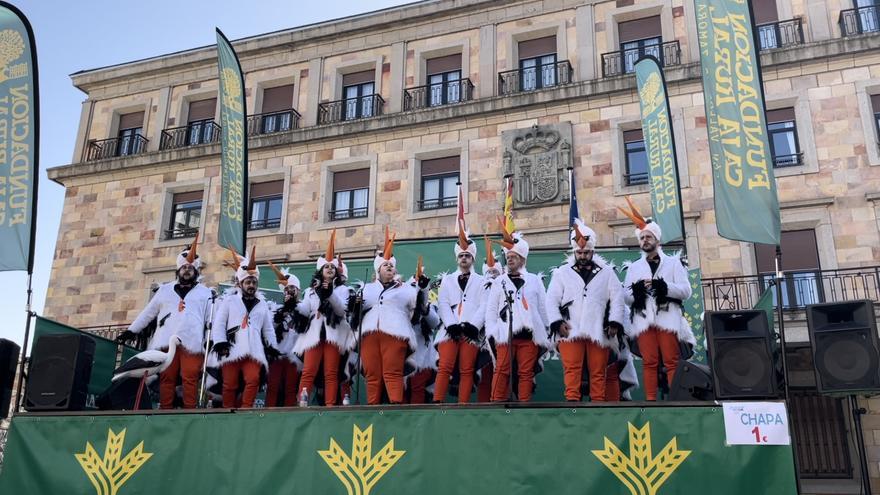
419, 156, 459, 210
618, 16, 662, 74
248, 180, 284, 230
330, 169, 369, 220
766, 108, 802, 168
167, 191, 202, 240
426, 54, 463, 106
753, 0, 780, 49
623, 129, 648, 186
117, 111, 145, 157
755, 230, 822, 308
872, 94, 880, 145
855, 0, 880, 34
186, 98, 217, 146
519, 36, 557, 90
259, 85, 295, 133
342, 71, 376, 120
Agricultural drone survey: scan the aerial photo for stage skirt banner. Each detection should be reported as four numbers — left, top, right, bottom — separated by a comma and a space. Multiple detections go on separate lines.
694, 0, 780, 245
0, 2, 38, 272
0, 405, 798, 494
634, 56, 683, 243
216, 28, 247, 254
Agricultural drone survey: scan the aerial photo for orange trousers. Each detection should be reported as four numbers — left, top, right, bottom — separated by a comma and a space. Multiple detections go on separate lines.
299, 341, 342, 406
434, 339, 479, 403
221, 358, 262, 408
491, 339, 539, 402
159, 347, 203, 409
361, 332, 408, 405
265, 359, 300, 407
558, 339, 611, 402
638, 327, 680, 401
407, 369, 433, 404
477, 364, 494, 403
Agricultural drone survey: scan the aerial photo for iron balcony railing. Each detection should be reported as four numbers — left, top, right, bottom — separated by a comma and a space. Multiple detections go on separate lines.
839, 6, 880, 37
757, 18, 805, 50
417, 196, 457, 211
163, 226, 199, 241
318, 94, 385, 125
602, 40, 681, 77
328, 207, 368, 221
404, 78, 475, 111
246, 218, 281, 231
624, 172, 649, 186
701, 266, 880, 312
159, 121, 221, 150
498, 60, 573, 96
773, 152, 804, 168
86, 134, 149, 161
247, 109, 301, 136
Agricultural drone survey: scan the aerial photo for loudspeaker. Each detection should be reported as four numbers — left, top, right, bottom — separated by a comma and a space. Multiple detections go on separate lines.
96, 377, 152, 411
807, 300, 880, 394
706, 309, 779, 399
0, 338, 21, 418
669, 360, 715, 401
25, 334, 95, 411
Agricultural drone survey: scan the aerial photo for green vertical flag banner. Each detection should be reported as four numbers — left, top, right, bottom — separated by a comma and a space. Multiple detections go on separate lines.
216, 28, 247, 254
694, 0, 780, 245
753, 286, 775, 332
0, 2, 38, 272
634, 56, 684, 243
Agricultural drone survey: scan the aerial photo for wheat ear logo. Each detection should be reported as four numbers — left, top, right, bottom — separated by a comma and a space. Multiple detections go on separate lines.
318, 424, 406, 495
74, 428, 153, 495
592, 422, 690, 495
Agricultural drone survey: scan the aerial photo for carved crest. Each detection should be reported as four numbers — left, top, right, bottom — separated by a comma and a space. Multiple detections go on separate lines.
502, 123, 573, 207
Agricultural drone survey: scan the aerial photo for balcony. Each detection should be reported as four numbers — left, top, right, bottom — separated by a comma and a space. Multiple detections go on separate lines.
701, 266, 880, 312
404, 79, 475, 111
328, 207, 368, 221
85, 134, 148, 161
839, 6, 880, 37
624, 172, 649, 186
247, 109, 301, 136
417, 196, 457, 211
773, 152, 804, 168
159, 121, 221, 151
246, 218, 281, 231
163, 226, 199, 241
318, 94, 385, 125
498, 60, 573, 96
601, 40, 681, 78
757, 18, 805, 51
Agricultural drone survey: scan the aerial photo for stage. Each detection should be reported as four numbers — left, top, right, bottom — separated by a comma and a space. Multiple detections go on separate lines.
0, 402, 798, 494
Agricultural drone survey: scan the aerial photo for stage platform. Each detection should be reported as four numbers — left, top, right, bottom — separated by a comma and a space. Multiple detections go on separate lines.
0, 402, 797, 494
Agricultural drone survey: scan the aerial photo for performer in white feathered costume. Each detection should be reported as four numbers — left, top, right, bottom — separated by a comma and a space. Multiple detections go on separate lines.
485, 220, 549, 402
359, 227, 430, 405
433, 227, 486, 403
292, 230, 353, 406
618, 197, 695, 401
211, 247, 281, 408
546, 219, 626, 402
265, 262, 305, 407
117, 233, 212, 409
476, 237, 503, 402
406, 261, 440, 404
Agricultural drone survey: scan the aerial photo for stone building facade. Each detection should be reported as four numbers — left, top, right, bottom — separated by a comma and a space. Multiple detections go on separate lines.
44, 0, 880, 491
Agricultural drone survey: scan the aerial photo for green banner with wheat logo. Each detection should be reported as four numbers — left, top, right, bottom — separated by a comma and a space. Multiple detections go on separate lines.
0, 406, 796, 494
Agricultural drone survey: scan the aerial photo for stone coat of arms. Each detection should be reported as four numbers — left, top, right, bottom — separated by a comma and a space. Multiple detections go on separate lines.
501, 123, 573, 207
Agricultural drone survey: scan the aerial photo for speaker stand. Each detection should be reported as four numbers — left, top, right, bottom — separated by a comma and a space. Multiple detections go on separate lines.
850, 396, 872, 494
774, 248, 802, 494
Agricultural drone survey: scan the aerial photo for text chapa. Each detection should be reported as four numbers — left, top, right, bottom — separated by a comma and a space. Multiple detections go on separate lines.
740, 412, 785, 426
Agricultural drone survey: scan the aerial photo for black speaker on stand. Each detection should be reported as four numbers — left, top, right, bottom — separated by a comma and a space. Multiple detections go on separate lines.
25, 334, 95, 411
807, 300, 879, 494
0, 339, 21, 418
706, 309, 779, 399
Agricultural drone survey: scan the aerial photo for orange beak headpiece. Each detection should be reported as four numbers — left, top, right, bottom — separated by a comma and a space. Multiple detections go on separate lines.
453, 219, 477, 258
373, 226, 397, 274
618, 196, 661, 241
176, 232, 201, 271
269, 261, 300, 291
235, 246, 260, 282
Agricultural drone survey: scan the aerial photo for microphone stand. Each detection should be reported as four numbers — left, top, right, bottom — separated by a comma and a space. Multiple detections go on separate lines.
354, 268, 369, 405
198, 289, 218, 408
501, 279, 515, 402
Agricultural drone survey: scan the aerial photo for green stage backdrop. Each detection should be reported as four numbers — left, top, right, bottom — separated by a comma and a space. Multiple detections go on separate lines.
0, 406, 797, 494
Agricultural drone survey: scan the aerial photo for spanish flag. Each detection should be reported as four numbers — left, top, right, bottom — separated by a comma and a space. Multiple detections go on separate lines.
503, 177, 515, 232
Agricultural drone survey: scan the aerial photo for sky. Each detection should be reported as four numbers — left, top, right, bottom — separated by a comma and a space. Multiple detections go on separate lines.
0, 0, 414, 347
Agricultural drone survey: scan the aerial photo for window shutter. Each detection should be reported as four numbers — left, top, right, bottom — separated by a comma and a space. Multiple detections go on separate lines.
173, 190, 203, 204
766, 107, 796, 124
261, 85, 294, 113
342, 70, 375, 87
518, 36, 557, 59
118, 111, 144, 131
250, 180, 284, 198
187, 98, 217, 122
426, 54, 462, 75
618, 16, 662, 44
623, 129, 644, 142
421, 156, 460, 176
333, 169, 370, 191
